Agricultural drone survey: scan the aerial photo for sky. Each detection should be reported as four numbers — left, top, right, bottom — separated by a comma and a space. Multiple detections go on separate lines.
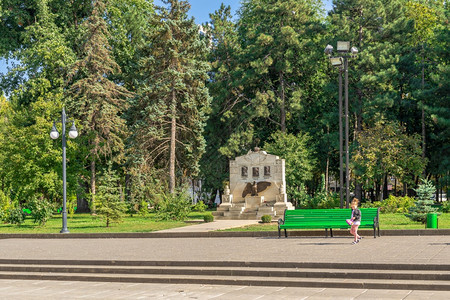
0, 1, 333, 76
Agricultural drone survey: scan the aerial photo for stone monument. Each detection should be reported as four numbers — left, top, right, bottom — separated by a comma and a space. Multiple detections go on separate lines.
215, 148, 294, 219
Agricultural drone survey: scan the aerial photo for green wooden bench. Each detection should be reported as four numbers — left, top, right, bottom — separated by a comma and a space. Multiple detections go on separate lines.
277, 208, 380, 238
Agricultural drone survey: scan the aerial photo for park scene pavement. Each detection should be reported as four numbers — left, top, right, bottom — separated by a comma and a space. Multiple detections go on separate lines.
0, 220, 450, 299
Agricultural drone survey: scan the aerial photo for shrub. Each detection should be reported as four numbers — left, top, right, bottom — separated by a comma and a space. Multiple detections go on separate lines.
406, 179, 439, 223
0, 190, 11, 222
362, 195, 415, 213
192, 200, 207, 212
7, 207, 26, 225
139, 200, 150, 216
96, 163, 127, 227
317, 192, 340, 209
155, 189, 192, 221
203, 213, 214, 223
442, 201, 450, 213
261, 215, 272, 223
29, 197, 56, 226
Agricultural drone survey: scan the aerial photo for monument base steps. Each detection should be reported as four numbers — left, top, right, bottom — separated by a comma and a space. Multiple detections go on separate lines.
213, 203, 290, 220
0, 259, 449, 291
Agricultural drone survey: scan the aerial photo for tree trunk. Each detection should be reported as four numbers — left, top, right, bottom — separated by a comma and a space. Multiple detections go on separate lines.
394, 177, 397, 197
90, 158, 96, 214
421, 48, 426, 165
375, 182, 380, 202
325, 156, 329, 193
280, 72, 286, 133
369, 188, 375, 202
383, 174, 389, 200
76, 180, 90, 213
125, 173, 131, 203
435, 175, 440, 202
403, 181, 407, 197
169, 89, 177, 194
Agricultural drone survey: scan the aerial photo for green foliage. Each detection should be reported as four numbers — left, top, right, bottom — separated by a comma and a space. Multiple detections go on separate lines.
66, 0, 132, 208
261, 215, 272, 223
264, 131, 316, 203
406, 179, 439, 223
361, 195, 415, 213
203, 213, 214, 223
129, 0, 211, 192
317, 193, 340, 209
353, 120, 426, 196
96, 163, 127, 227
0, 0, 449, 222
442, 201, 450, 214
0, 189, 11, 222
292, 175, 339, 209
192, 201, 207, 212
28, 197, 56, 226
7, 206, 26, 225
155, 189, 192, 221
295, 188, 340, 209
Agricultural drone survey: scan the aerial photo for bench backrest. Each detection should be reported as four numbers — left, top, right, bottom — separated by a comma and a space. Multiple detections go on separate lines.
283, 208, 379, 225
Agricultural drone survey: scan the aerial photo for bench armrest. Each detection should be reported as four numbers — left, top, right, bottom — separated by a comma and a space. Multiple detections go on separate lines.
278, 218, 284, 226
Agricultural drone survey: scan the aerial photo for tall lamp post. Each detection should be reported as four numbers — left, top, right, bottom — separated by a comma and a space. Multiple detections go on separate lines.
50, 108, 78, 233
325, 41, 358, 208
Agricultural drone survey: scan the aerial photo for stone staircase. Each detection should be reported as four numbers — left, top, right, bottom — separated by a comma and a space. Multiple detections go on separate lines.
0, 259, 449, 291
213, 201, 282, 220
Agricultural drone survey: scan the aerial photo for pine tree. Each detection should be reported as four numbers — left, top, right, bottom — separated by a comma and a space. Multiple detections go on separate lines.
200, 4, 246, 193
66, 0, 132, 207
424, 13, 450, 192
328, 0, 418, 199
406, 179, 438, 223
201, 0, 327, 193
130, 0, 211, 193
96, 162, 126, 227
238, 0, 325, 134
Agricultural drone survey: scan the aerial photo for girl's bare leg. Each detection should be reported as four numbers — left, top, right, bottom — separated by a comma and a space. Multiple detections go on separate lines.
353, 225, 360, 240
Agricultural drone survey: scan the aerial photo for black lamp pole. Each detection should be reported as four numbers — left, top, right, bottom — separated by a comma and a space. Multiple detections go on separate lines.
338, 67, 344, 208
344, 56, 350, 208
50, 108, 78, 233
325, 42, 358, 209
61, 108, 69, 233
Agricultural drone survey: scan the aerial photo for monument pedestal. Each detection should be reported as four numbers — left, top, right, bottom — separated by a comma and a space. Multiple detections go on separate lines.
212, 148, 295, 220
245, 196, 264, 208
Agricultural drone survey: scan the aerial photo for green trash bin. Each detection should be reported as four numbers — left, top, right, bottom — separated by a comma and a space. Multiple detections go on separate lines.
426, 213, 438, 229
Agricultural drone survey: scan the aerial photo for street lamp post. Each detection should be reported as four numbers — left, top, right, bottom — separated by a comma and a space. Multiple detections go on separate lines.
50, 108, 78, 233
325, 42, 358, 208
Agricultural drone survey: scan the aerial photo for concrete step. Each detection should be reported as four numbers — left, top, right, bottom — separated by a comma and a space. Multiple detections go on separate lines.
0, 260, 449, 290
0, 271, 449, 291
1, 259, 449, 271
0, 264, 449, 281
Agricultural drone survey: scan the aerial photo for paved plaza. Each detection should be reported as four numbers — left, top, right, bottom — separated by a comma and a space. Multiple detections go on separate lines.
0, 221, 449, 299
1, 279, 449, 299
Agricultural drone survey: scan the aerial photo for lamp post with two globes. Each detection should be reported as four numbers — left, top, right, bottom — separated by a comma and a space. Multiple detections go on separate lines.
325, 41, 358, 208
50, 108, 78, 233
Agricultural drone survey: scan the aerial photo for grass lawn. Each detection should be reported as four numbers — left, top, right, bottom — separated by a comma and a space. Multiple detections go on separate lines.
1, 212, 448, 234
0, 211, 211, 234
220, 213, 450, 231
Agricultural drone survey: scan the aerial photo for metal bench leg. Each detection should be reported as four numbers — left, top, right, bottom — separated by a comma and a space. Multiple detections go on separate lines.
284, 229, 287, 238
330, 228, 333, 237
278, 228, 281, 238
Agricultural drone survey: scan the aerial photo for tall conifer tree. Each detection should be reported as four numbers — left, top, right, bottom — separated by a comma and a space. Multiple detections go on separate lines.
66, 0, 131, 207
200, 4, 246, 192
238, 0, 325, 134
130, 0, 210, 193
